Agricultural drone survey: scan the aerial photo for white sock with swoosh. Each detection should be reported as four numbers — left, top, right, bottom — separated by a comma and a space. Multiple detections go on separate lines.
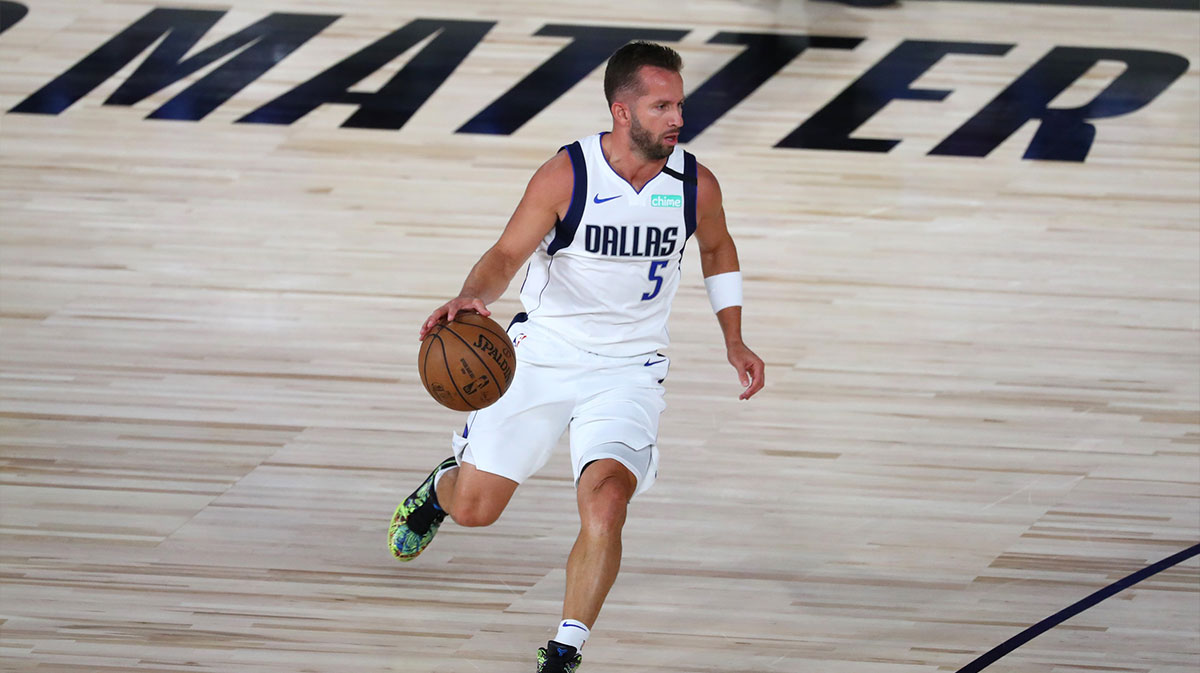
553, 619, 589, 651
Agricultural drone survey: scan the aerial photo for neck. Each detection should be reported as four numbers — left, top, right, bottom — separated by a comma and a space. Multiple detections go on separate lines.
601, 131, 667, 190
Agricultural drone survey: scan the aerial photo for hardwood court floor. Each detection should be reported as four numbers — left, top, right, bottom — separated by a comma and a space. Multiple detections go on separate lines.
1, 0, 1197, 671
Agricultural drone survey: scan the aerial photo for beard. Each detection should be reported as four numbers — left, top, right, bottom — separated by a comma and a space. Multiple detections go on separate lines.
630, 112, 673, 160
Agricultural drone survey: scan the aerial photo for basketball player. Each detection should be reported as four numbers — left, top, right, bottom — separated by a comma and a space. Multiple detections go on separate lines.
389, 42, 764, 672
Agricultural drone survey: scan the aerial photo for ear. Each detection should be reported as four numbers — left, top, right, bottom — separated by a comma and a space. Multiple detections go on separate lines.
611, 101, 631, 127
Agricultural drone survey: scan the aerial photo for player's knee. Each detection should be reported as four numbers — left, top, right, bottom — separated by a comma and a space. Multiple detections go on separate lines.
580, 476, 631, 536
449, 497, 502, 528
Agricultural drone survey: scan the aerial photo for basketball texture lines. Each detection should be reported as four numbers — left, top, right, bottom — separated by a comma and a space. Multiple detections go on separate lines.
418, 312, 516, 411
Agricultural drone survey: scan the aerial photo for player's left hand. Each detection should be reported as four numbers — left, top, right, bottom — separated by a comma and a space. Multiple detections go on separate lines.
727, 342, 765, 400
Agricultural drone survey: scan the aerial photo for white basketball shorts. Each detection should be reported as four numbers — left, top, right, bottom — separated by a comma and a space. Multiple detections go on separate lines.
450, 320, 668, 497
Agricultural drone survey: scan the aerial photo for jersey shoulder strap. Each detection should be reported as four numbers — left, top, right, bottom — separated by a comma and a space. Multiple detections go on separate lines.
664, 150, 698, 239
547, 141, 588, 255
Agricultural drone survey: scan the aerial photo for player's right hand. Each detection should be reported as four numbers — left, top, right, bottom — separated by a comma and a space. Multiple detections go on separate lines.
419, 297, 491, 340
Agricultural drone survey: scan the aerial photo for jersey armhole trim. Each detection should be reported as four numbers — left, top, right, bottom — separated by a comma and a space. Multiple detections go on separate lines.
548, 142, 587, 256
682, 150, 698, 241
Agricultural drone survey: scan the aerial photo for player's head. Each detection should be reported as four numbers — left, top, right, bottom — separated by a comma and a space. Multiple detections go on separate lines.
604, 41, 684, 160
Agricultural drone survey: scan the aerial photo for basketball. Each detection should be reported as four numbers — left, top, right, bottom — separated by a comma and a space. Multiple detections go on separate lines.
418, 312, 516, 411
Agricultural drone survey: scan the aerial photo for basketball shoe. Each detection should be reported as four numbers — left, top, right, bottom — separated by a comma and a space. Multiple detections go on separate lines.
537, 640, 582, 672
389, 456, 457, 561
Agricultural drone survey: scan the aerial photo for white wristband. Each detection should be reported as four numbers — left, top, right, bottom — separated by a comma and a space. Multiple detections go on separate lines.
704, 271, 743, 313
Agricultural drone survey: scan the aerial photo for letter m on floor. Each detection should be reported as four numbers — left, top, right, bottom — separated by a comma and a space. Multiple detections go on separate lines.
10, 8, 336, 120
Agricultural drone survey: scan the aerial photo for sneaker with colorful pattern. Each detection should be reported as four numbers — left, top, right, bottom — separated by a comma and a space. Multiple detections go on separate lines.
537, 640, 582, 672
388, 456, 457, 561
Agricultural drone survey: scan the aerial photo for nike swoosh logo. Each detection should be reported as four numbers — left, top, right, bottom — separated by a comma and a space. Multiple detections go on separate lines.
644, 358, 667, 367
593, 194, 620, 204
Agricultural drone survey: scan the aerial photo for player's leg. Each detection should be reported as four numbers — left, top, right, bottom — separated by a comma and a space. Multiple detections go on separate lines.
390, 357, 573, 562
539, 458, 637, 672
539, 355, 667, 669
389, 439, 546, 562
388, 455, 460, 561
564, 456, 638, 623
387, 460, 516, 562
432, 460, 518, 527
537, 449, 649, 672
389, 430, 561, 561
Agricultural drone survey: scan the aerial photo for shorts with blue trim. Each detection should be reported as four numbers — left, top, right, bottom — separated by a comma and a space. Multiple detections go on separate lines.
451, 321, 667, 497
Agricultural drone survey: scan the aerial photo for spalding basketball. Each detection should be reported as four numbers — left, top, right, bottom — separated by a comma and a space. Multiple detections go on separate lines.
418, 312, 516, 411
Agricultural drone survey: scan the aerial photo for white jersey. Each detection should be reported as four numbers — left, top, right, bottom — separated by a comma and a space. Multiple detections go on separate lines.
514, 132, 697, 358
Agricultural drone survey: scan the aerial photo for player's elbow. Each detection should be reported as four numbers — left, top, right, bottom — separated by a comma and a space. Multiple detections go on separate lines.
480, 245, 525, 283
699, 235, 738, 272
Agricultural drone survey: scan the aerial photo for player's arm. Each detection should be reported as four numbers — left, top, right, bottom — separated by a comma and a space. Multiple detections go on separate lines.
693, 162, 765, 400
419, 151, 572, 339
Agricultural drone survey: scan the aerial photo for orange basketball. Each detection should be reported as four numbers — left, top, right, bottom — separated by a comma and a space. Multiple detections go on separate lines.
418, 312, 516, 411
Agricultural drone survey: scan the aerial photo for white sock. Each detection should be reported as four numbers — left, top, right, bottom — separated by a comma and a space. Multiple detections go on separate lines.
432, 464, 458, 513
433, 463, 456, 492
553, 619, 589, 651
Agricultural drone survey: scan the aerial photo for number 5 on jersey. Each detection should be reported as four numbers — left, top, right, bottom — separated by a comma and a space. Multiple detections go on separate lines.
642, 260, 669, 301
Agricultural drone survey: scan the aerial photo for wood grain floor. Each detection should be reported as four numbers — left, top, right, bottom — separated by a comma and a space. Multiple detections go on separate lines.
1, 1, 1198, 671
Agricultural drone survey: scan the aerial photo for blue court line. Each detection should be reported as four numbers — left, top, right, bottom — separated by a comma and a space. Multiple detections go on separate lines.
957, 542, 1200, 672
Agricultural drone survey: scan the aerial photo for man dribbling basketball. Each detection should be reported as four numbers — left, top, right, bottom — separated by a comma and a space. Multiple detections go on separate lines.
389, 41, 765, 672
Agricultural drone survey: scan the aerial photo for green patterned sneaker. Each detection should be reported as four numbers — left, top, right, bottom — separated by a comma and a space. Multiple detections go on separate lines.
389, 456, 457, 561
537, 640, 582, 672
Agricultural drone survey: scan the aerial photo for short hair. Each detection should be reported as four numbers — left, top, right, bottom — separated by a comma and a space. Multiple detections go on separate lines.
603, 41, 683, 106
